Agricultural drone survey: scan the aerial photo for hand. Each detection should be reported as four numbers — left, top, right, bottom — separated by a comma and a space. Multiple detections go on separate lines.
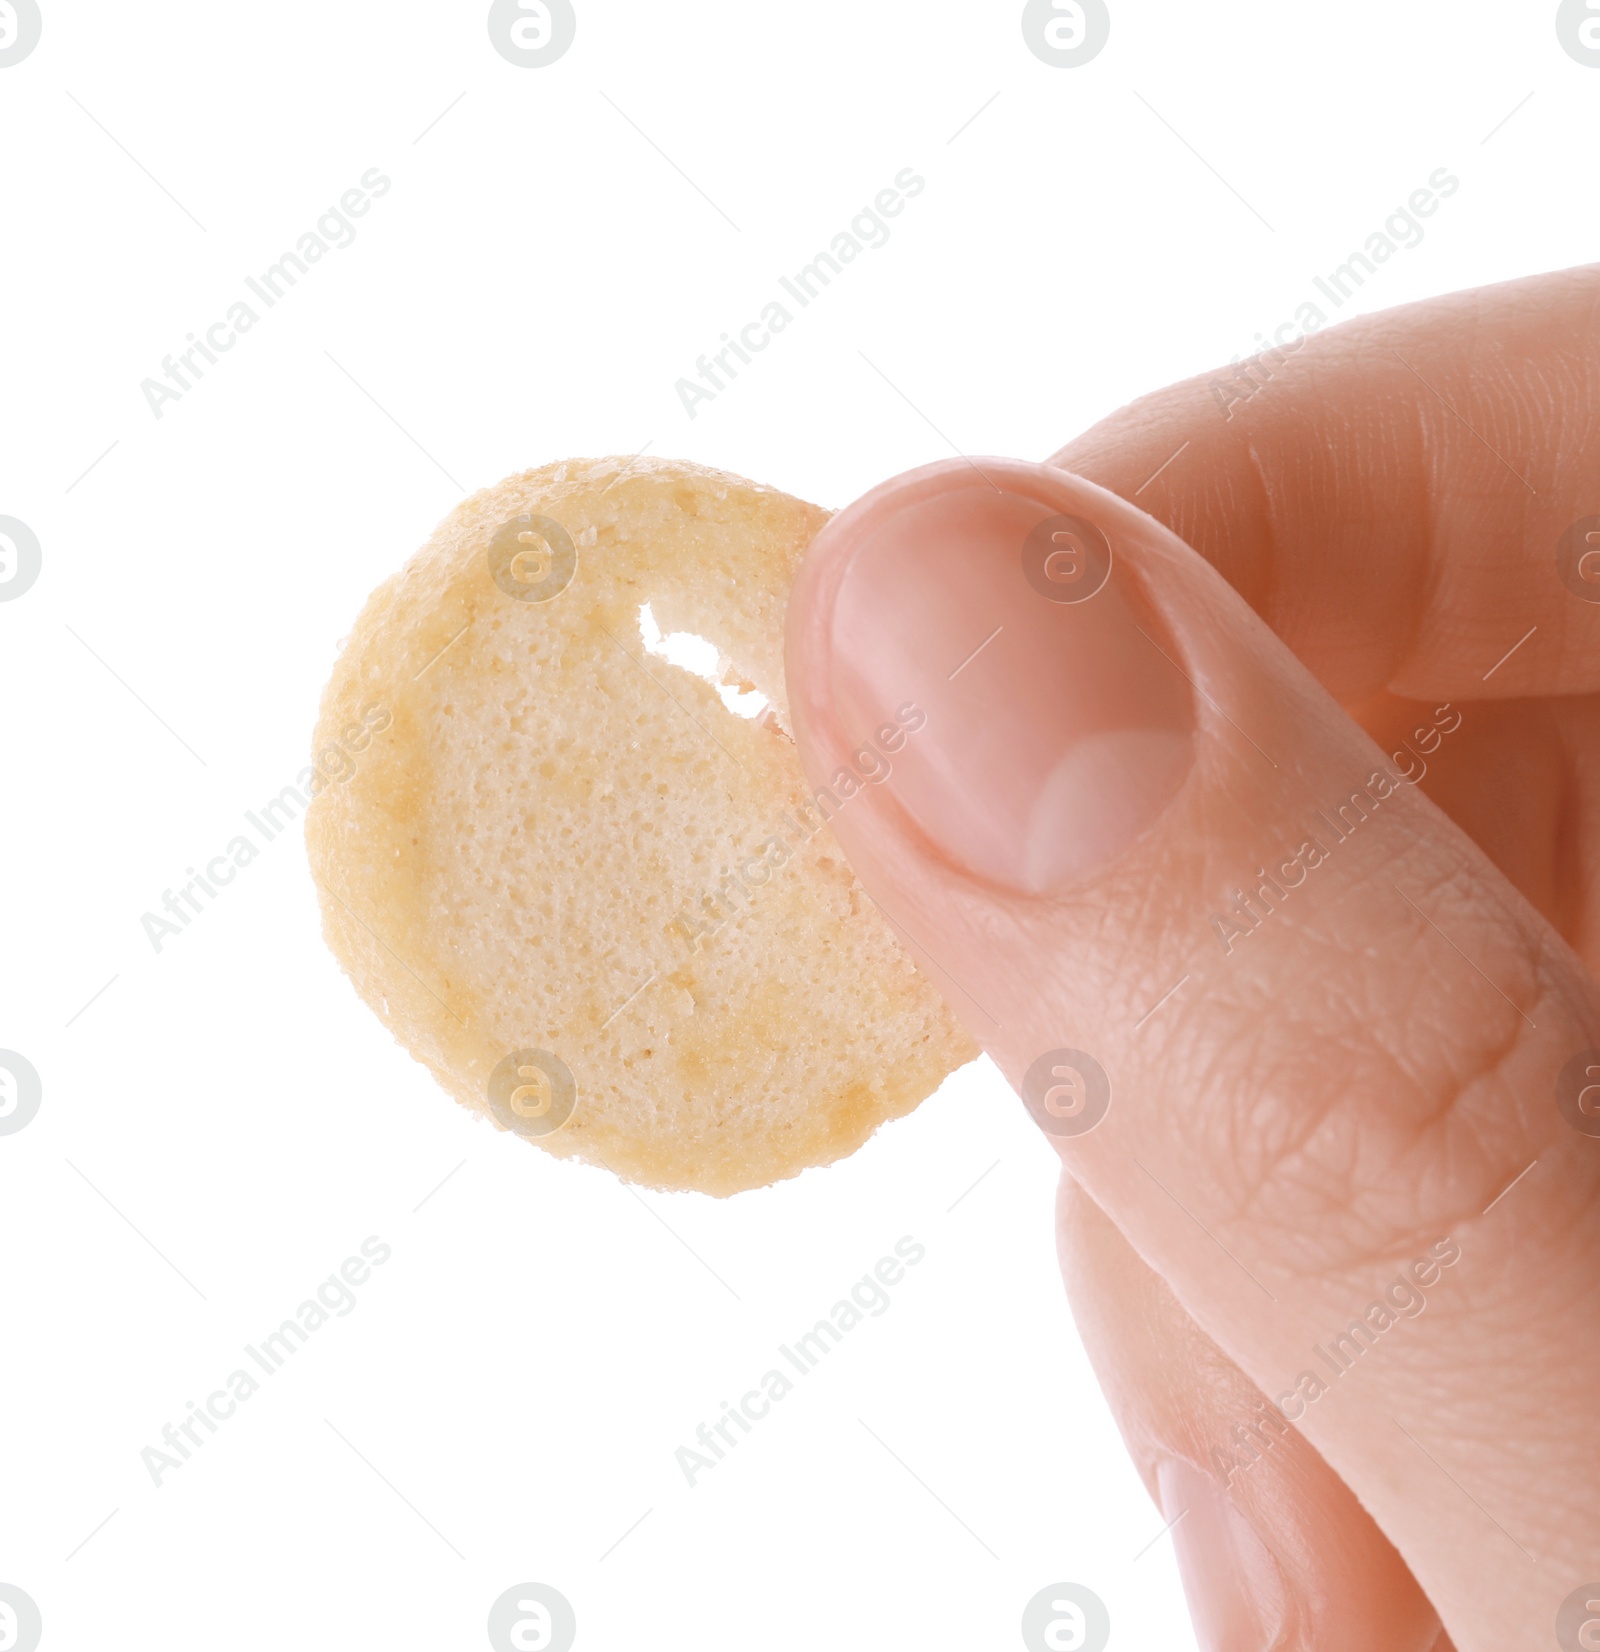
784, 264, 1600, 1652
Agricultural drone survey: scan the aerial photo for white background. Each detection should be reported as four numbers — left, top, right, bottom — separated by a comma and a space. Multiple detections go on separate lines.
2, 3, 1597, 1648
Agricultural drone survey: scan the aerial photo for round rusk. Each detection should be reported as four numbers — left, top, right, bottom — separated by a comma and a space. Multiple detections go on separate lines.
307, 457, 975, 1195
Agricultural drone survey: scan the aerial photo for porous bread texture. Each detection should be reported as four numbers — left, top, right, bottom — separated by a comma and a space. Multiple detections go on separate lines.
306, 457, 976, 1195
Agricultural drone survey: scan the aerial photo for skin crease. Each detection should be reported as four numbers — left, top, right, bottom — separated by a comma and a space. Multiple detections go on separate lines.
785, 265, 1600, 1651
1039, 267, 1600, 1651
1057, 1180, 1448, 1652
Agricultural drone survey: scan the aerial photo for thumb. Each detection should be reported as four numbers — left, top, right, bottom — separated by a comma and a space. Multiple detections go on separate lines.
784, 457, 1600, 1651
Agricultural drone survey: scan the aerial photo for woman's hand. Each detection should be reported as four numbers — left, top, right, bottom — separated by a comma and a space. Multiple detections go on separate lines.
785, 264, 1600, 1652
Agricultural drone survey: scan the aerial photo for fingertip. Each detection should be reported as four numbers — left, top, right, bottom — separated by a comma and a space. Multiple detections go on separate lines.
785, 456, 1197, 896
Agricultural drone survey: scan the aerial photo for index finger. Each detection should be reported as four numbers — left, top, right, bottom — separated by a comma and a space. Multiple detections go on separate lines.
1050, 263, 1600, 703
